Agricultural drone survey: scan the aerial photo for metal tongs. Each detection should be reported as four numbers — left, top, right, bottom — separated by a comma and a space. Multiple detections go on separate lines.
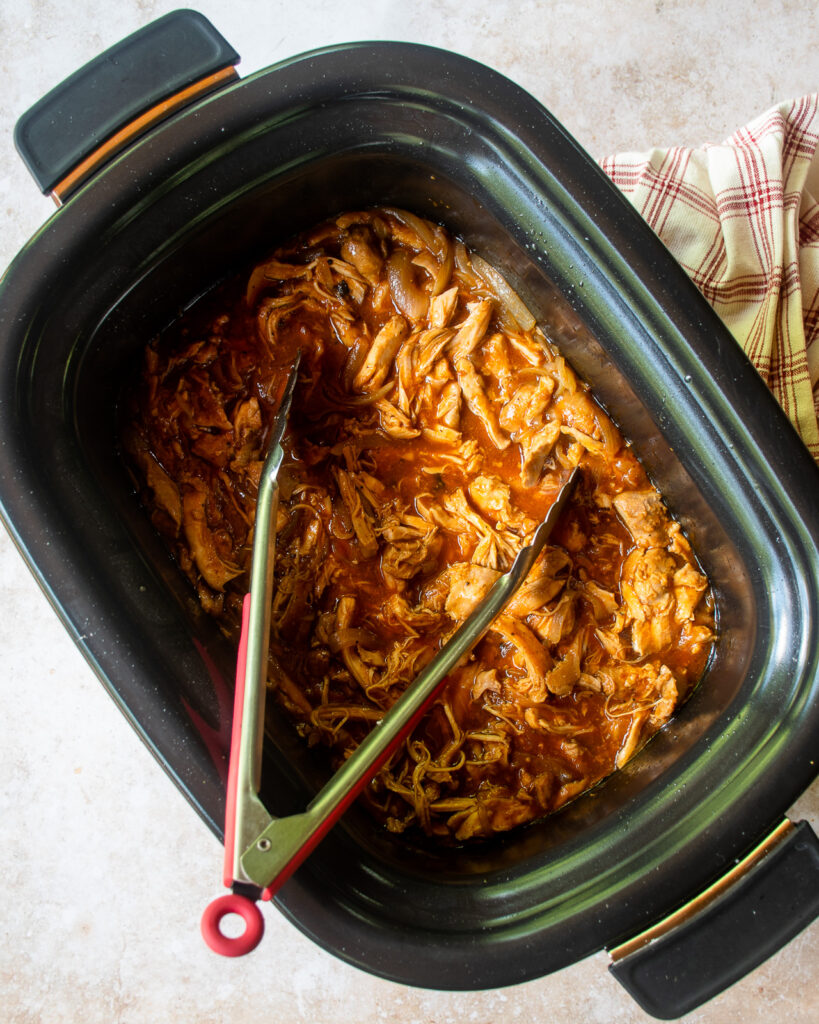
201, 356, 579, 955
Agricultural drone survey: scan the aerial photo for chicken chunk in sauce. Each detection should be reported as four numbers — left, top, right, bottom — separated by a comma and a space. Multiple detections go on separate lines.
124, 207, 715, 841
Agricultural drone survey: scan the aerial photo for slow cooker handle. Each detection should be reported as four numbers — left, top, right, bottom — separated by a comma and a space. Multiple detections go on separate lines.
608, 818, 819, 1019
13, 10, 239, 203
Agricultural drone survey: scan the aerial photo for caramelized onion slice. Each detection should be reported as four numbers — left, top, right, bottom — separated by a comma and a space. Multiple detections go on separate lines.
328, 627, 379, 653
471, 254, 536, 331
245, 258, 313, 305
382, 207, 437, 249
387, 250, 429, 320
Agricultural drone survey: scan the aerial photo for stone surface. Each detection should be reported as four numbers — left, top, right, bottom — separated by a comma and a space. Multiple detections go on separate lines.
1, 2, 818, 1021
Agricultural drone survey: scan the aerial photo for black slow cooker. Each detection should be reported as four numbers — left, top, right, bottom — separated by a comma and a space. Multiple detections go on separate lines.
2, 11, 819, 1019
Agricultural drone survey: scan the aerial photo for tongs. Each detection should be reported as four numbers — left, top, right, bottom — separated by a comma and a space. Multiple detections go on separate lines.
201, 358, 579, 955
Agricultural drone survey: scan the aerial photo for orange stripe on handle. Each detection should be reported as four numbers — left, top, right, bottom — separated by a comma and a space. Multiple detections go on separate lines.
51, 65, 238, 205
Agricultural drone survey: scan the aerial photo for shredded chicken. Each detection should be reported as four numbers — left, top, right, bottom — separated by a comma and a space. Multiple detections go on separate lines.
124, 207, 716, 842
613, 490, 670, 549
353, 315, 409, 392
444, 563, 500, 619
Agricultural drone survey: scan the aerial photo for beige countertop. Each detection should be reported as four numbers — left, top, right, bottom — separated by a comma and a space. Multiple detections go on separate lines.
2, 2, 818, 1021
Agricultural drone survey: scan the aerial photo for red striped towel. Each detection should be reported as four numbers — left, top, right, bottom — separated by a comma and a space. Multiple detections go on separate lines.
600, 95, 819, 463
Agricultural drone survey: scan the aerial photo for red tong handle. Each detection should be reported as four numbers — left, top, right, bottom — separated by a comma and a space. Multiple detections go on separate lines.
201, 595, 265, 956
222, 594, 251, 890
200, 891, 263, 957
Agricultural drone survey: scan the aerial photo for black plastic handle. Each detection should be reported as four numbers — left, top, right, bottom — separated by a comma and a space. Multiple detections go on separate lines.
609, 820, 819, 1019
14, 9, 239, 195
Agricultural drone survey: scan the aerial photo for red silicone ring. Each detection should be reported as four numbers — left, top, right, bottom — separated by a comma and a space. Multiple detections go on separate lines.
201, 893, 264, 957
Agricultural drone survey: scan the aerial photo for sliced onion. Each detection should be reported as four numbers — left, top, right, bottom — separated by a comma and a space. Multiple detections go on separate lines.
328, 627, 378, 653
594, 405, 623, 454
454, 240, 477, 288
411, 251, 439, 277
431, 235, 454, 296
245, 258, 312, 305
382, 207, 436, 249
470, 254, 536, 331
341, 335, 369, 391
387, 250, 429, 320
325, 379, 393, 407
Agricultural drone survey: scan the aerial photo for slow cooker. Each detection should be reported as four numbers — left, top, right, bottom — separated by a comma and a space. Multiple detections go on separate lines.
2, 11, 818, 1018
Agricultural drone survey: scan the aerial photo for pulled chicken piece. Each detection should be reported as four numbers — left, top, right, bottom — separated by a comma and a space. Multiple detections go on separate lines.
333, 468, 379, 559
454, 356, 510, 451
443, 563, 501, 619
181, 478, 242, 591
353, 315, 409, 392
613, 490, 669, 549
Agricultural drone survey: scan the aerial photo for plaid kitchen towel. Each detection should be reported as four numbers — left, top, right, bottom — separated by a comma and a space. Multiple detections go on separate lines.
600, 94, 819, 463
